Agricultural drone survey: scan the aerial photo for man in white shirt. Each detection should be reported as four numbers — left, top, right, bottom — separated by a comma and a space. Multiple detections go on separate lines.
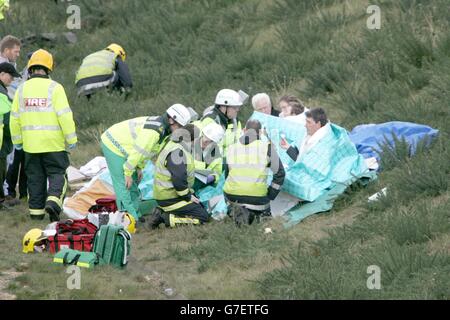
0, 35, 21, 98
0, 35, 20, 65
280, 108, 330, 161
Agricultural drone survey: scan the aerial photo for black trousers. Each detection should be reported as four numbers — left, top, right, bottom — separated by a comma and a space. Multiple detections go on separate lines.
223, 192, 270, 206
5, 148, 27, 198
0, 133, 13, 200
224, 193, 271, 224
24, 151, 70, 215
169, 202, 209, 223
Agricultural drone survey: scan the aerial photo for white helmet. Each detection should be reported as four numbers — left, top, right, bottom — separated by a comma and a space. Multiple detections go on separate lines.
187, 107, 199, 122
202, 122, 225, 144
214, 89, 243, 107
166, 104, 191, 126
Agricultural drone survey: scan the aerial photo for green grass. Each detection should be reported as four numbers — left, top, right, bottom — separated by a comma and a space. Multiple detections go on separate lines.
0, 0, 449, 299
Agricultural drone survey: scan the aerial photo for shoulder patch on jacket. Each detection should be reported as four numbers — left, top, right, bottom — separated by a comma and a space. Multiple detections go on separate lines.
143, 116, 164, 133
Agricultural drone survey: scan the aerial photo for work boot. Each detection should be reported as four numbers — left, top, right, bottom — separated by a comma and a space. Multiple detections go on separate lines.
135, 216, 146, 230
232, 205, 253, 226
259, 209, 272, 223
45, 205, 60, 222
0, 201, 12, 211
29, 214, 45, 220
146, 207, 165, 229
5, 195, 20, 207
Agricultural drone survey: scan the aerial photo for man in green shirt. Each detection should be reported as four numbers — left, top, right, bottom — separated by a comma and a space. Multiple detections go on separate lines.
0, 62, 20, 209
0, 62, 20, 145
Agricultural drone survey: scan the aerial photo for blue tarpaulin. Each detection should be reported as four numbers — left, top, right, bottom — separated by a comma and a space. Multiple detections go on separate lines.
348, 121, 439, 163
138, 161, 155, 200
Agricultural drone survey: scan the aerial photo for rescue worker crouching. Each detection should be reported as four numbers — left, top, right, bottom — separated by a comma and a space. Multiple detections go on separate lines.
192, 121, 225, 191
223, 119, 285, 225
75, 43, 132, 99
148, 124, 209, 229
100, 103, 192, 222
198, 88, 247, 155
10, 49, 77, 221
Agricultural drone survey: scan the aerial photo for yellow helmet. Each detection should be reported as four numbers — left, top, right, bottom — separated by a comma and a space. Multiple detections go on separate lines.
22, 228, 47, 254
27, 49, 53, 72
125, 213, 136, 233
106, 43, 126, 61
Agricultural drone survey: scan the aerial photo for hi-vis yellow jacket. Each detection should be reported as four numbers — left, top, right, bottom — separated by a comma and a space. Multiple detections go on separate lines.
75, 49, 116, 84
197, 114, 242, 155
191, 121, 223, 183
101, 116, 170, 177
0, 0, 9, 21
223, 139, 270, 197
0, 82, 12, 148
10, 76, 77, 153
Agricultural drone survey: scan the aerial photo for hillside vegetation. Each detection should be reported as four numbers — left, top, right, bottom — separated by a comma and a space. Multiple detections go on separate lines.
0, 0, 448, 299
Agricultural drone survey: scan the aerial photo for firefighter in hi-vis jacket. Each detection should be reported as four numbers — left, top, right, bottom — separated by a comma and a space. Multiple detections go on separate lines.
10, 49, 77, 221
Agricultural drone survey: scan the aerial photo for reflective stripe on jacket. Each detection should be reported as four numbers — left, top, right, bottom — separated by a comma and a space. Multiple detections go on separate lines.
10, 77, 77, 153
192, 121, 223, 182
100, 116, 169, 176
153, 140, 195, 211
75, 50, 116, 84
198, 115, 242, 155
223, 139, 270, 197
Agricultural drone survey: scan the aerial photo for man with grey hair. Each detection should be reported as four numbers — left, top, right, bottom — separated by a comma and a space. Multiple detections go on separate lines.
251, 92, 279, 117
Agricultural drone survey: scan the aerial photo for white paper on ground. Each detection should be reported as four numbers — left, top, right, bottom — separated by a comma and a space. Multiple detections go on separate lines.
87, 211, 129, 229
79, 156, 108, 177
364, 157, 379, 171
67, 166, 88, 183
368, 187, 388, 202
270, 191, 299, 217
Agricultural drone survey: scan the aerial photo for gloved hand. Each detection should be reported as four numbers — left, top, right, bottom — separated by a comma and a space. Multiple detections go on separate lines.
68, 143, 77, 150
14, 144, 23, 150
206, 174, 215, 184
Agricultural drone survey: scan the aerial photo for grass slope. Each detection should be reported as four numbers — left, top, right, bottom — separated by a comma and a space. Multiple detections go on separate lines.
0, 0, 449, 299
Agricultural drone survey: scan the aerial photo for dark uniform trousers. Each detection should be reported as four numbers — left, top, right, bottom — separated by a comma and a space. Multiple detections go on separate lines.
24, 151, 69, 216
169, 202, 209, 223
6, 148, 27, 199
0, 128, 13, 201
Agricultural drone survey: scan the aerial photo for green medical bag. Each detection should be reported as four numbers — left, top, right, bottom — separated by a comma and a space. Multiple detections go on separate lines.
93, 224, 131, 268
53, 248, 100, 268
